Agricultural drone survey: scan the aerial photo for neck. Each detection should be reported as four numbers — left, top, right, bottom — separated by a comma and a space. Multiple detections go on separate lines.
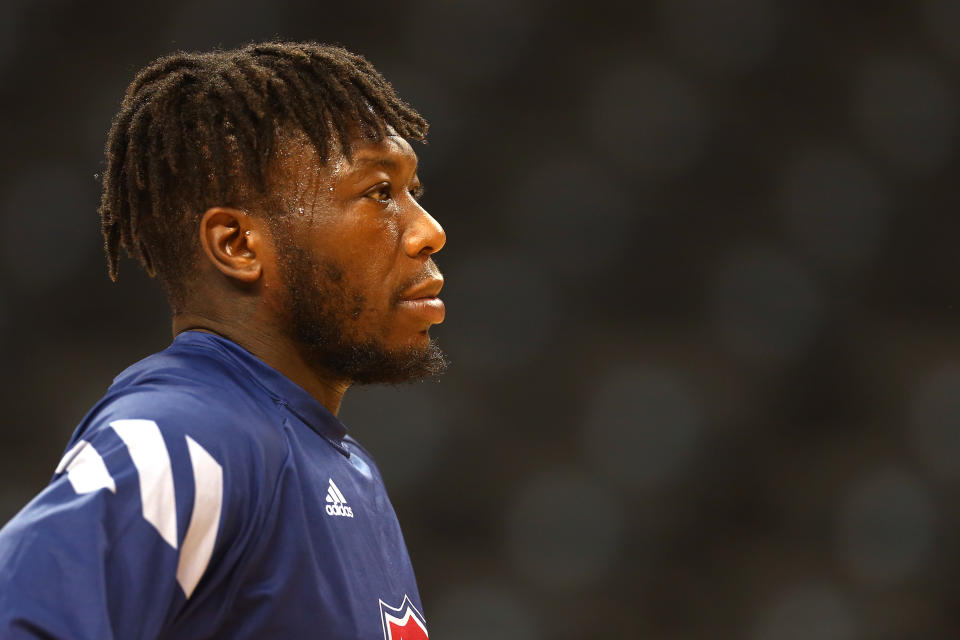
172, 311, 351, 416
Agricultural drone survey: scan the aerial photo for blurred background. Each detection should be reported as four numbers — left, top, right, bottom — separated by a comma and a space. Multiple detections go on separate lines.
1, 0, 959, 637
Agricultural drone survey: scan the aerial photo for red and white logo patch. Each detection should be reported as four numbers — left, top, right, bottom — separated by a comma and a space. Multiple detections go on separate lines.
379, 595, 428, 640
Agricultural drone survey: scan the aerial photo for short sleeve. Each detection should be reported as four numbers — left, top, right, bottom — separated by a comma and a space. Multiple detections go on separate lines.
0, 394, 272, 639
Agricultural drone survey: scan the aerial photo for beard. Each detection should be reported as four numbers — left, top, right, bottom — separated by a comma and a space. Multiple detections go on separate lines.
274, 243, 448, 385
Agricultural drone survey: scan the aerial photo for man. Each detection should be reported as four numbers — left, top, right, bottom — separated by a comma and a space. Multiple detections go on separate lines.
0, 41, 444, 639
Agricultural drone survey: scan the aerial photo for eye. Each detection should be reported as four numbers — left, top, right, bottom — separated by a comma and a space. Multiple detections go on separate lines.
410, 184, 425, 202
366, 182, 392, 203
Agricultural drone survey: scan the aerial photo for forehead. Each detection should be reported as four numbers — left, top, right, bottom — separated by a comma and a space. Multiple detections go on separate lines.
271, 127, 418, 182
346, 135, 418, 173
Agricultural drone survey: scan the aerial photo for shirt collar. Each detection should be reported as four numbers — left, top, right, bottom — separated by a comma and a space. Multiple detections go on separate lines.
172, 331, 349, 448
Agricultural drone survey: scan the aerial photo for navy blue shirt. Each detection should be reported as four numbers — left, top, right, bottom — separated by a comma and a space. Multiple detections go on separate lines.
0, 331, 428, 639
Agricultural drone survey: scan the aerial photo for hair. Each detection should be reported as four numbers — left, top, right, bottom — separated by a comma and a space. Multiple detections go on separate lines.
98, 41, 428, 307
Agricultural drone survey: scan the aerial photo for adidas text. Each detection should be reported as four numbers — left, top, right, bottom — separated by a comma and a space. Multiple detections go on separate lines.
325, 503, 354, 517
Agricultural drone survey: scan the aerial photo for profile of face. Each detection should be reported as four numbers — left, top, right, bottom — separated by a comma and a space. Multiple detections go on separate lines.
263, 129, 448, 384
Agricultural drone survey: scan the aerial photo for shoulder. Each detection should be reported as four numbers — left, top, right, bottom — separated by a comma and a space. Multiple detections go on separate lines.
68, 341, 293, 495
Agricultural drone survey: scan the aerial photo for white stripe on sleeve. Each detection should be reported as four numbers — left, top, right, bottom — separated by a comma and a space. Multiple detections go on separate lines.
55, 440, 86, 474
61, 440, 116, 495
176, 436, 223, 599
110, 419, 179, 549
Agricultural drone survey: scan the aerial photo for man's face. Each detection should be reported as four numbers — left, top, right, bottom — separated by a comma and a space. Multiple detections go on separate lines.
264, 130, 448, 384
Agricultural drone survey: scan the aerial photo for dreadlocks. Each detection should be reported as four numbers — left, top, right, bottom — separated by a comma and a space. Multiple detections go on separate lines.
98, 41, 428, 306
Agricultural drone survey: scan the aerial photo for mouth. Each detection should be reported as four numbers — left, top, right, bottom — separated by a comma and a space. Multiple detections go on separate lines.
396, 277, 445, 325
396, 296, 446, 325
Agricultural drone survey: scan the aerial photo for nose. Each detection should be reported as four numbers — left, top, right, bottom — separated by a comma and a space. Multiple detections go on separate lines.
403, 203, 446, 258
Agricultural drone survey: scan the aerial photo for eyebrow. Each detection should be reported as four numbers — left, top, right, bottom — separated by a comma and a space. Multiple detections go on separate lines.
355, 157, 399, 169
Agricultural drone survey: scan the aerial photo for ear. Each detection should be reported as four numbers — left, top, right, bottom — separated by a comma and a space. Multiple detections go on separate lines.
199, 207, 264, 283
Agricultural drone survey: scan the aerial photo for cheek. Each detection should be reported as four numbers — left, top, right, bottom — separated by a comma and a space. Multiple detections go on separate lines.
297, 211, 405, 315
348, 221, 404, 292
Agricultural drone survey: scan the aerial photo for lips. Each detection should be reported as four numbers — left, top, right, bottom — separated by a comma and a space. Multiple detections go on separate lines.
396, 296, 445, 325
397, 277, 445, 325
400, 277, 444, 300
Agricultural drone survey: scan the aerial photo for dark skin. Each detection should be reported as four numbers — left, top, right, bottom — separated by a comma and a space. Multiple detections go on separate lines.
171, 131, 446, 416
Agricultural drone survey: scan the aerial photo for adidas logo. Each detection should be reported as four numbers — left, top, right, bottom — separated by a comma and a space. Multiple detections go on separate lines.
325, 478, 354, 518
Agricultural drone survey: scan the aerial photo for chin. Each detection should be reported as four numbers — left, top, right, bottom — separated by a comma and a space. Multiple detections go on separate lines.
384, 326, 433, 349
345, 340, 449, 385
